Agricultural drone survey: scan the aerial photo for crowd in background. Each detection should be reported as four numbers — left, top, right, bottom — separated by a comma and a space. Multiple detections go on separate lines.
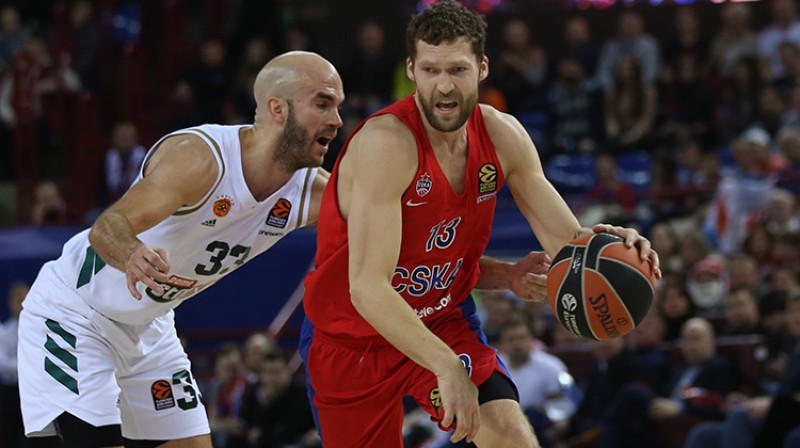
3, 0, 800, 447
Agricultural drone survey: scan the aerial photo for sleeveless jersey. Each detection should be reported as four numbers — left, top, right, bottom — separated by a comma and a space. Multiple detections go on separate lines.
42, 124, 317, 325
303, 95, 504, 339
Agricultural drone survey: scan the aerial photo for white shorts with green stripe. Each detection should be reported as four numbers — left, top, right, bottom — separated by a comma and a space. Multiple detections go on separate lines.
18, 274, 210, 441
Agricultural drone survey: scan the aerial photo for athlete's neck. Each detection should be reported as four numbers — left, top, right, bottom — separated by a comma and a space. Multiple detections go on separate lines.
239, 125, 294, 201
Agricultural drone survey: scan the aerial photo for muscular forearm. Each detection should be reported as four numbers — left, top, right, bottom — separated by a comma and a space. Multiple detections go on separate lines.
474, 256, 515, 290
351, 283, 463, 376
88, 211, 144, 272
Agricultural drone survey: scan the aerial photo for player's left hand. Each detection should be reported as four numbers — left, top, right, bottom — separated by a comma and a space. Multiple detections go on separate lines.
592, 223, 661, 280
509, 251, 550, 302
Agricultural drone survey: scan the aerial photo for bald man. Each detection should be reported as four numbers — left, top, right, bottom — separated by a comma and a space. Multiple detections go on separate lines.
17, 51, 344, 448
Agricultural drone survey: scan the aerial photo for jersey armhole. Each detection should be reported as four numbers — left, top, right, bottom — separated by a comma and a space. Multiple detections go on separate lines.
138, 128, 226, 216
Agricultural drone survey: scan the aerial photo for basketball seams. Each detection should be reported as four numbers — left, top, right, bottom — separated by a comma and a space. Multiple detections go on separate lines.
547, 233, 653, 341
597, 257, 655, 293
579, 254, 599, 340
586, 264, 635, 335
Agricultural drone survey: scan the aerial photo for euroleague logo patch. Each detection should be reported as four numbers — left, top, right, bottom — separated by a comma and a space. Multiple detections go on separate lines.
151, 380, 176, 411
429, 387, 442, 412
266, 198, 292, 228
478, 163, 497, 194
213, 195, 233, 217
416, 172, 432, 197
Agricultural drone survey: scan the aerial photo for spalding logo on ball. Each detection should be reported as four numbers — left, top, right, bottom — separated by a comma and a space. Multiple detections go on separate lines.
546, 233, 654, 340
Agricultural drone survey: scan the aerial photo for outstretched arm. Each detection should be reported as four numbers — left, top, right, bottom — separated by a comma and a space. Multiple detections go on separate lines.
344, 116, 481, 444
482, 105, 661, 278
88, 134, 219, 298
474, 253, 551, 302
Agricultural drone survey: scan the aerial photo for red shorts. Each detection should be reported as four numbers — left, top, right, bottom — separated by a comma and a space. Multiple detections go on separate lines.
300, 301, 508, 448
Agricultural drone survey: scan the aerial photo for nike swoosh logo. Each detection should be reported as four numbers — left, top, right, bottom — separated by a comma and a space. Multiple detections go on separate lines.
406, 200, 428, 207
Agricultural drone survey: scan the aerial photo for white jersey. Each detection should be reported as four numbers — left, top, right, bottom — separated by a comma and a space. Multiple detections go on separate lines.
32, 124, 317, 325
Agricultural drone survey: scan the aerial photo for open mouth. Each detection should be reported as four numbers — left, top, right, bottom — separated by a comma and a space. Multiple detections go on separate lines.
316, 136, 333, 148
436, 99, 458, 114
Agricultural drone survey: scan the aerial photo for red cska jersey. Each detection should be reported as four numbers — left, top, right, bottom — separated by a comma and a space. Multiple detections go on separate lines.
303, 95, 505, 339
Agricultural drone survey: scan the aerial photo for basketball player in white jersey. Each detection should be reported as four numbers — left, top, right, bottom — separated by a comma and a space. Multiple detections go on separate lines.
17, 51, 344, 448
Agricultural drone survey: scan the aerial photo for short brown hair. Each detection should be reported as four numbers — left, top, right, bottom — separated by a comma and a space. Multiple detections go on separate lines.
406, 1, 487, 63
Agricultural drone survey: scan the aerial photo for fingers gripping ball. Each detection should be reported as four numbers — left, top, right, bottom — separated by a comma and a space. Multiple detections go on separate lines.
546, 233, 654, 340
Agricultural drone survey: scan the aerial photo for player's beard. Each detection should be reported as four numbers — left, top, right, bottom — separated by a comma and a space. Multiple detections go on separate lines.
418, 87, 479, 133
275, 101, 318, 171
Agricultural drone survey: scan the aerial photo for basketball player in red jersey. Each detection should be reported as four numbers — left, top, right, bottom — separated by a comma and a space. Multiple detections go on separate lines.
301, 2, 661, 447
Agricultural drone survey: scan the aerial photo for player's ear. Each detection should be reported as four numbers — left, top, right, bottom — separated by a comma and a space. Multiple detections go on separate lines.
406, 57, 416, 82
267, 97, 288, 124
479, 56, 489, 81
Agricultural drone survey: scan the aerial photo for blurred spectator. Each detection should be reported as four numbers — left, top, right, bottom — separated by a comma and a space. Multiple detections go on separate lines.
595, 10, 661, 89
30, 180, 69, 226
765, 188, 800, 234
656, 279, 696, 342
649, 221, 683, 273
498, 319, 577, 447
341, 20, 395, 116
0, 63, 13, 181
68, 0, 98, 91
777, 126, 800, 177
494, 18, 548, 114
207, 344, 249, 448
0, 6, 32, 72
0, 281, 28, 448
561, 16, 598, 76
727, 253, 765, 299
738, 127, 788, 175
242, 332, 274, 383
715, 57, 762, 143
603, 56, 657, 153
685, 295, 800, 448
548, 337, 649, 448
176, 39, 232, 124
231, 38, 274, 123
774, 42, 800, 100
757, 86, 788, 138
678, 229, 711, 274
99, 121, 146, 207
627, 309, 669, 390
546, 57, 601, 155
13, 35, 81, 181
758, 0, 800, 81
662, 6, 709, 77
719, 287, 767, 337
477, 290, 517, 345
478, 76, 508, 113
710, 3, 758, 77
675, 138, 710, 186
284, 23, 316, 53
658, 53, 715, 144
705, 132, 778, 254
771, 267, 800, 295
241, 351, 318, 448
581, 153, 636, 226
597, 318, 736, 448
687, 256, 728, 311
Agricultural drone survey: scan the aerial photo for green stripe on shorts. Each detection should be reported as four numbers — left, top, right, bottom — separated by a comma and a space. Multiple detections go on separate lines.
45, 319, 76, 348
44, 357, 79, 395
45, 336, 78, 371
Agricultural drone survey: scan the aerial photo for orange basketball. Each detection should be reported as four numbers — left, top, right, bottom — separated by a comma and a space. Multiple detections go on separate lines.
546, 233, 654, 340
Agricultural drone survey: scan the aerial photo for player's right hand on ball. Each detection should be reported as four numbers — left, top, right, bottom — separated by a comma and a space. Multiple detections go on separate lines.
125, 245, 171, 300
437, 365, 480, 443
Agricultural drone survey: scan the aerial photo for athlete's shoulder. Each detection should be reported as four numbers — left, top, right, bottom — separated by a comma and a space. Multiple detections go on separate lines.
478, 104, 529, 146
352, 113, 416, 149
